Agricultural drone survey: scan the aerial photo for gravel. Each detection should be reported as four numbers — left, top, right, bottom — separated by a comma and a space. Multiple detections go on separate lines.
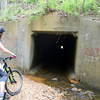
10, 75, 97, 100
10, 75, 65, 100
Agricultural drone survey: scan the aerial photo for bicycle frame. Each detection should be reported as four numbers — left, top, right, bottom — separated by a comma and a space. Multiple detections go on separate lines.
2, 59, 16, 84
0, 56, 23, 96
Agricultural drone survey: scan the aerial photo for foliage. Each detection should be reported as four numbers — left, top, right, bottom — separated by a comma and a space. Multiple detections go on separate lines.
9, 0, 36, 3
23, 0, 36, 3
46, 0, 99, 15
0, 5, 23, 21
0, 0, 100, 22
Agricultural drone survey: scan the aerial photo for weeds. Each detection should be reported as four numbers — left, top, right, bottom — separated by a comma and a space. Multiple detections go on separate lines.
0, 0, 100, 22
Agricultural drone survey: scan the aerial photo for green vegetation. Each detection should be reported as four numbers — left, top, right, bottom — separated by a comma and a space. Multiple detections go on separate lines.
0, 0, 100, 22
46, 0, 99, 15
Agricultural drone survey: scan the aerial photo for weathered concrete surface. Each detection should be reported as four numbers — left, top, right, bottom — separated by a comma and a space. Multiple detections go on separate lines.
0, 19, 33, 72
75, 17, 100, 90
0, 12, 100, 90
32, 12, 79, 33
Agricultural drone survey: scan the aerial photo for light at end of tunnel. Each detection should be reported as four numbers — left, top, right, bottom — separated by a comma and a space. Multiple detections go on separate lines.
60, 45, 64, 49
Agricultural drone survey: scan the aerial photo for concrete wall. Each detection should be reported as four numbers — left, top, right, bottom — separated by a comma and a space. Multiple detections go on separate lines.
32, 13, 100, 89
0, 12, 100, 89
0, 19, 33, 72
32, 12, 79, 32
76, 17, 100, 89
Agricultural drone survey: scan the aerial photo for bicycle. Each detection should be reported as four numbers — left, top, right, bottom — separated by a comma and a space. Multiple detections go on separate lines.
0, 56, 23, 96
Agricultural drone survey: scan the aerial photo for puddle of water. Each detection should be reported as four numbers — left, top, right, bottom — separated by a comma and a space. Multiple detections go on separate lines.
27, 69, 71, 89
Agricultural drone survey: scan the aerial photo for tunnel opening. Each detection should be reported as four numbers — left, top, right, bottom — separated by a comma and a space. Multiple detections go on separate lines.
31, 32, 77, 75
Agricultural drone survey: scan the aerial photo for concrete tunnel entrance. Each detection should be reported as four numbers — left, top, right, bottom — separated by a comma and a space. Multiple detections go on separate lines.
31, 32, 77, 75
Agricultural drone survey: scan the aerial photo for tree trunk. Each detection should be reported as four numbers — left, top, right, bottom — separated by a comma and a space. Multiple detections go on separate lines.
82, 0, 85, 12
0, 0, 8, 10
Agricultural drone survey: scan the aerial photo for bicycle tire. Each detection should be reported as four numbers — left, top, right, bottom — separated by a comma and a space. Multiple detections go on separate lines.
5, 69, 23, 96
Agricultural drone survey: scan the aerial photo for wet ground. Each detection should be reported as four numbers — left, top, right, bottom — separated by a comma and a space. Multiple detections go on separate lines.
10, 69, 100, 100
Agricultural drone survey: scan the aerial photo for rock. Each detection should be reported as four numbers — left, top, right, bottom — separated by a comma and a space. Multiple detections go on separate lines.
67, 71, 76, 80
69, 79, 79, 84
70, 84, 76, 87
78, 88, 82, 92
67, 71, 79, 84
51, 78, 58, 81
71, 88, 78, 92
85, 90, 95, 98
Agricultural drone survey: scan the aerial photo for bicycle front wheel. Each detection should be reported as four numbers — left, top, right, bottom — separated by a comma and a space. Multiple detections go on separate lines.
5, 69, 23, 96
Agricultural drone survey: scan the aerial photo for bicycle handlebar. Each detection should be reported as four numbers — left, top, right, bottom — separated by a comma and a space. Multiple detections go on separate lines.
0, 56, 16, 61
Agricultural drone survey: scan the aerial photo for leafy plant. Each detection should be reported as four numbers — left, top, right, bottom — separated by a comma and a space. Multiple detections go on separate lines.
23, 0, 36, 3
46, 0, 99, 15
0, 0, 99, 22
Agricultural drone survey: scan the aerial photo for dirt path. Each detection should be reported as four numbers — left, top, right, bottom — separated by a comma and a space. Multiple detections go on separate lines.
10, 73, 99, 100
10, 75, 66, 100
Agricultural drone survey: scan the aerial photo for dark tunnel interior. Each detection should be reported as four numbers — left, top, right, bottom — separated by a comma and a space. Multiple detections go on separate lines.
31, 32, 77, 74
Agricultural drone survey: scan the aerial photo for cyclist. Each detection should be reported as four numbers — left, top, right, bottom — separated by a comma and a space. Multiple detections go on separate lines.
0, 26, 16, 100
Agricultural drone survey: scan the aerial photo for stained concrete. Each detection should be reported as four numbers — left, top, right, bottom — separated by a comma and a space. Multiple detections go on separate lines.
0, 12, 100, 90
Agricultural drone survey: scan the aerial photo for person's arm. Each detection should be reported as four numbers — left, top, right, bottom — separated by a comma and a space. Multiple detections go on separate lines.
0, 42, 16, 56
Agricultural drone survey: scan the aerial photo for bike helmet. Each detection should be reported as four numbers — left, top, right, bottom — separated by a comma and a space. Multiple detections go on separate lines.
0, 26, 5, 33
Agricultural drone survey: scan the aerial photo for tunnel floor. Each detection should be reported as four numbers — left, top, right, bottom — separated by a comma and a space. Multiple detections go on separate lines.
31, 33, 77, 76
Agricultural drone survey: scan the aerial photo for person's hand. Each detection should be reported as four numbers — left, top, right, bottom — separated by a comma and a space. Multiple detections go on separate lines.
11, 54, 16, 59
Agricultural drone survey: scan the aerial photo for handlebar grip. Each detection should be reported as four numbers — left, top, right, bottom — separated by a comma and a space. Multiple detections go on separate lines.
10, 56, 16, 59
